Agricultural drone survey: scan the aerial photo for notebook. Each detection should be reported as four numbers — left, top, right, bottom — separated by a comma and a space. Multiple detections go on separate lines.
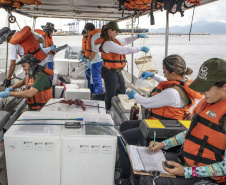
127, 145, 175, 177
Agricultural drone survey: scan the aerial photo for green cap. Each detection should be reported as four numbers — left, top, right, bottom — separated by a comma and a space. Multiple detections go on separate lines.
189, 58, 226, 92
16, 54, 41, 65
106, 21, 122, 33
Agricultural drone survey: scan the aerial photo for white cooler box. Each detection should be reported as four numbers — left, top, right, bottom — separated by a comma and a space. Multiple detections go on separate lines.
65, 88, 90, 100
61, 124, 117, 185
55, 59, 69, 76
4, 112, 62, 185
70, 79, 88, 88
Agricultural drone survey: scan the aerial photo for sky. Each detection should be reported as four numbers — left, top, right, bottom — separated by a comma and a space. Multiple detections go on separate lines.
0, 0, 225, 32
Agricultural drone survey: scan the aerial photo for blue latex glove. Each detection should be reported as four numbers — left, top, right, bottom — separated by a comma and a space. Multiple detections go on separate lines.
138, 34, 149, 38
125, 90, 137, 100
81, 54, 86, 63
140, 46, 150, 53
50, 45, 56, 50
87, 60, 92, 69
139, 71, 154, 80
5, 86, 13, 92
0, 91, 10, 98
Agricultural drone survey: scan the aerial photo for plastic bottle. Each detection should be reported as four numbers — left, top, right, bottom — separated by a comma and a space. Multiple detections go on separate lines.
130, 103, 139, 120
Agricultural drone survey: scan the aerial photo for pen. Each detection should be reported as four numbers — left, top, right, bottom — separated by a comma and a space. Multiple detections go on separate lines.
154, 131, 156, 147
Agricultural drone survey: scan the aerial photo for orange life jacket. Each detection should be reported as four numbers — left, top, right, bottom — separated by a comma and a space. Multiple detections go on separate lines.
124, 0, 153, 12
148, 80, 203, 120
10, 26, 47, 61
25, 68, 53, 110
186, 0, 202, 5
84, 29, 101, 58
183, 98, 226, 183
0, 0, 41, 9
82, 37, 87, 53
34, 29, 54, 54
98, 38, 126, 69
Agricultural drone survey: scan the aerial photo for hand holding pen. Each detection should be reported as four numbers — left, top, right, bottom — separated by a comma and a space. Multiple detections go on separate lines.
149, 141, 165, 152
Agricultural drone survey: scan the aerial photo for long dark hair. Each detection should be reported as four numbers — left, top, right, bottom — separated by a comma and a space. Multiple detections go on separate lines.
100, 25, 111, 41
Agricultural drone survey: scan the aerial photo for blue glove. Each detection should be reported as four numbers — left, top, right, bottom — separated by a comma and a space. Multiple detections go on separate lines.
81, 54, 86, 63
138, 34, 148, 38
140, 46, 150, 53
5, 86, 13, 92
125, 90, 137, 100
87, 60, 92, 69
139, 72, 154, 80
50, 45, 56, 50
0, 91, 10, 98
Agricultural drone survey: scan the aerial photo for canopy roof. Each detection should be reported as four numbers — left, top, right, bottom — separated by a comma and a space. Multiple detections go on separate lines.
10, 0, 217, 21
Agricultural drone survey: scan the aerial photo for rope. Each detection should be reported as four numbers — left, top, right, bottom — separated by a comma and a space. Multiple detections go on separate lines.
189, 6, 196, 41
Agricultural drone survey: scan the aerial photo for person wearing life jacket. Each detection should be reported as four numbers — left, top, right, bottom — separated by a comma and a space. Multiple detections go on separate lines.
80, 29, 88, 63
0, 54, 53, 111
116, 55, 202, 185
35, 22, 57, 80
0, 26, 49, 88
146, 58, 226, 185
83, 23, 104, 99
96, 21, 149, 112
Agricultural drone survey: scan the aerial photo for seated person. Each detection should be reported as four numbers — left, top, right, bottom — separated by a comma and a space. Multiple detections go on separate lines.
0, 54, 53, 111
145, 58, 226, 185
116, 54, 203, 185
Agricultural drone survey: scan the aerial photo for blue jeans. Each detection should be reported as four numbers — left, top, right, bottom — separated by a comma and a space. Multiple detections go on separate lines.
85, 61, 103, 95
47, 62, 54, 81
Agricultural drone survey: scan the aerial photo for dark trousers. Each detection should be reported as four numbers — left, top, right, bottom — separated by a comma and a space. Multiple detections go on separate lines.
118, 120, 142, 179
101, 66, 126, 110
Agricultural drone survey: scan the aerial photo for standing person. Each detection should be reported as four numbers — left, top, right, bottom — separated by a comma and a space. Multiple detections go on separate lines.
116, 54, 202, 185
83, 23, 103, 98
0, 26, 48, 88
96, 21, 149, 112
80, 29, 88, 62
35, 22, 57, 80
145, 58, 226, 185
0, 54, 53, 111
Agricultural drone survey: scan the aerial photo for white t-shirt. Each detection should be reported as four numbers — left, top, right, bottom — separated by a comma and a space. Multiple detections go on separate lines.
9, 33, 47, 66
90, 32, 102, 64
38, 34, 52, 66
134, 74, 184, 109
102, 35, 140, 54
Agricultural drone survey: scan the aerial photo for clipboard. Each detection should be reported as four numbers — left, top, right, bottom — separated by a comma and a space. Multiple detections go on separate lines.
126, 145, 175, 177
51, 44, 68, 53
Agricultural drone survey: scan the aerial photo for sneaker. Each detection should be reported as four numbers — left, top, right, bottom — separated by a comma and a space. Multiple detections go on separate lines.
115, 177, 130, 185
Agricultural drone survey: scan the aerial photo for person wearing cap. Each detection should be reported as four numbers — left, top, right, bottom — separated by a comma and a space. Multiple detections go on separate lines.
95, 21, 149, 112
143, 58, 226, 185
116, 54, 203, 185
35, 22, 57, 80
0, 54, 53, 111
83, 23, 104, 99
0, 26, 48, 88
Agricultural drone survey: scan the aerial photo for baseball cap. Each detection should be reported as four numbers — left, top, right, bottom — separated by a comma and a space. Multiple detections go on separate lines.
0, 27, 16, 44
189, 58, 226, 92
106, 21, 122, 33
16, 54, 41, 65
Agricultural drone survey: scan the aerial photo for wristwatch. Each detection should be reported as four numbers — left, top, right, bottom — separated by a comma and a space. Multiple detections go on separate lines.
191, 166, 198, 178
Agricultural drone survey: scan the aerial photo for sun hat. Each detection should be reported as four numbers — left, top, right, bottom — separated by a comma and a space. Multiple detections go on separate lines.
0, 27, 16, 44
106, 21, 122, 33
189, 58, 226, 92
16, 54, 41, 65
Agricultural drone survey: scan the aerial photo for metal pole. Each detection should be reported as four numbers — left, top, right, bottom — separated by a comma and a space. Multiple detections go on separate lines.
165, 10, 169, 57
5, 12, 10, 77
131, 15, 134, 84
32, 16, 36, 32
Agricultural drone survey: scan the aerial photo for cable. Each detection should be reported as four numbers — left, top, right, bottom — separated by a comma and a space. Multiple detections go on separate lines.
189, 6, 196, 41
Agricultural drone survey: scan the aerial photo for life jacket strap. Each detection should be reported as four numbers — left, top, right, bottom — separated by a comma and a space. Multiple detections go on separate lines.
28, 47, 41, 56
183, 151, 216, 165
103, 59, 127, 64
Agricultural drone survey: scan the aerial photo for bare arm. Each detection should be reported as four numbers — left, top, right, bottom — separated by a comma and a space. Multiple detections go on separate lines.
12, 80, 25, 89
89, 51, 97, 62
7, 60, 16, 80
9, 87, 38, 98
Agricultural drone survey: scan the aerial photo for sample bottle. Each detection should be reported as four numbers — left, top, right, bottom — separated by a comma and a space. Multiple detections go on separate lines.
130, 103, 139, 120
